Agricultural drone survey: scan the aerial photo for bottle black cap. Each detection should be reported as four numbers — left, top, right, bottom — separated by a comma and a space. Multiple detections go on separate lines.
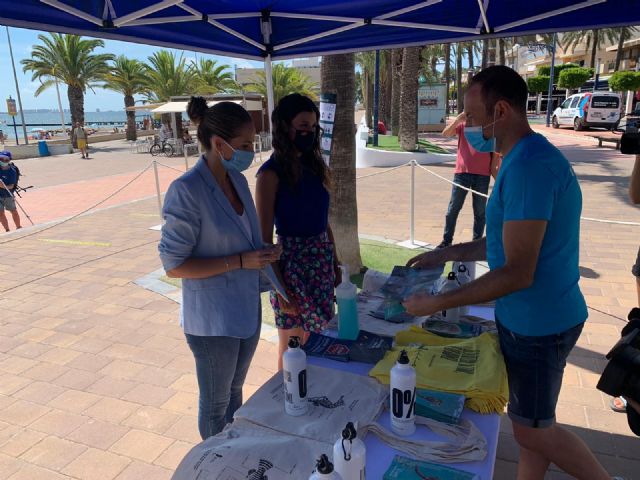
458, 264, 468, 273
398, 350, 409, 364
342, 422, 357, 440
447, 271, 457, 280
316, 454, 333, 474
288, 336, 300, 348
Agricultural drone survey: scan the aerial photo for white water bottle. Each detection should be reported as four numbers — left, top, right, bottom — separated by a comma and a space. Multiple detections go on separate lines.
333, 422, 366, 480
454, 263, 472, 316
390, 350, 416, 436
440, 271, 461, 322
309, 454, 343, 480
283, 336, 308, 416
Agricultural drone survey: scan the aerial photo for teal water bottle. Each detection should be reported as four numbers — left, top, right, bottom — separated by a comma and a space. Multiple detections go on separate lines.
336, 265, 359, 340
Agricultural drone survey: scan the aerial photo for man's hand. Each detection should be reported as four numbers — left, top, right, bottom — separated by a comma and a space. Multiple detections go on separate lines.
406, 248, 446, 269
402, 292, 441, 317
455, 111, 467, 125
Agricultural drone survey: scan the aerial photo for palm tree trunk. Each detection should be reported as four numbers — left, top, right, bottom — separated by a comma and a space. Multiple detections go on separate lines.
444, 44, 451, 115
456, 44, 463, 113
498, 38, 506, 65
481, 39, 489, 69
68, 84, 84, 127
124, 94, 137, 141
399, 47, 421, 151
321, 53, 362, 273
590, 29, 599, 68
615, 28, 626, 71
382, 51, 392, 127
391, 48, 402, 136
366, 72, 374, 129
467, 44, 475, 70
430, 56, 438, 77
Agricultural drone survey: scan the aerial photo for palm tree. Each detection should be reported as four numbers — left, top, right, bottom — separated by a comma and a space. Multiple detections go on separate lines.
144, 50, 194, 137
481, 39, 489, 69
399, 46, 421, 151
561, 29, 620, 68
355, 52, 376, 128
444, 44, 451, 114
103, 56, 147, 141
247, 63, 317, 106
614, 26, 639, 71
390, 49, 402, 135
321, 53, 362, 273
21, 33, 114, 126
189, 58, 238, 95
144, 50, 194, 102
455, 43, 464, 113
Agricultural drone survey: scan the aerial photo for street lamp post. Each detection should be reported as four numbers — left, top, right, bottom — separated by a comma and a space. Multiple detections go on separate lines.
544, 33, 558, 127
6, 26, 29, 144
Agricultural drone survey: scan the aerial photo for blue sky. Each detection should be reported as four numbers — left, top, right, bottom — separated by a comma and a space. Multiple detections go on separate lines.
1, 27, 264, 112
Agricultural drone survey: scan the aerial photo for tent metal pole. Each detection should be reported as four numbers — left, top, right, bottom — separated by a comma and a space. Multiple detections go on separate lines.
494, 0, 605, 32
208, 13, 262, 19
373, 50, 380, 146
545, 33, 557, 128
271, 12, 360, 22
126, 16, 198, 27
265, 55, 275, 133
410, 160, 416, 244
152, 161, 163, 220
274, 23, 363, 52
40, 0, 103, 25
114, 0, 183, 27
177, 4, 265, 51
372, 19, 478, 34
475, 0, 490, 33
376, 0, 442, 20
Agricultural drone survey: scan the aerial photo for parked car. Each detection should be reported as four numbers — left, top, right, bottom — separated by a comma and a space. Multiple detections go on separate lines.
551, 92, 621, 131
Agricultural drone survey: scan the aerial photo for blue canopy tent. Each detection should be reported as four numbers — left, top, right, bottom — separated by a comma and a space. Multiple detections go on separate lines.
1, 0, 639, 117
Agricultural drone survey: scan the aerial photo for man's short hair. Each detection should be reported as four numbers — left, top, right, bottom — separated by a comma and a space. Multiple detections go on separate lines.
469, 65, 528, 114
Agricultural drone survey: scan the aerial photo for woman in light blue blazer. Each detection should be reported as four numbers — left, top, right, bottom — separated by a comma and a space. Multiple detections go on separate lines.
158, 97, 281, 439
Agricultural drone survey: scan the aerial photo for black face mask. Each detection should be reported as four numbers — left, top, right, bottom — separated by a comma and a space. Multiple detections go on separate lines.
293, 129, 316, 153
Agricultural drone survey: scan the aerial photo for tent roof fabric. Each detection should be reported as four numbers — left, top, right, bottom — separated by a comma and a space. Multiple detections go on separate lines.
151, 99, 261, 113
1, 1, 639, 61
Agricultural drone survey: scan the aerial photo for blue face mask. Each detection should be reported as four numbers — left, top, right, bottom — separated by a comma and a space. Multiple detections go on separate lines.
463, 112, 498, 153
219, 140, 254, 172
0, 161, 9, 168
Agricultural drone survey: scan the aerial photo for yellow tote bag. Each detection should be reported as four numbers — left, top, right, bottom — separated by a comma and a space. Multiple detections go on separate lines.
369, 326, 508, 414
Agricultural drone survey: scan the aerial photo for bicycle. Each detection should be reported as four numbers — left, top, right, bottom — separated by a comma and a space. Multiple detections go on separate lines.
149, 139, 174, 157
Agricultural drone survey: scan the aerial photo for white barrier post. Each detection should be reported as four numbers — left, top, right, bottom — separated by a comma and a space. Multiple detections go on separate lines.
152, 160, 163, 220
184, 148, 189, 171
410, 160, 415, 245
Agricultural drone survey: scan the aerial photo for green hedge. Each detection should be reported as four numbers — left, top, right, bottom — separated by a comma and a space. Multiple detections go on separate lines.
558, 67, 594, 90
608, 71, 640, 92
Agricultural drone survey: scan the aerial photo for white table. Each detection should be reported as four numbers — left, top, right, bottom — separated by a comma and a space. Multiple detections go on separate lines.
310, 304, 499, 479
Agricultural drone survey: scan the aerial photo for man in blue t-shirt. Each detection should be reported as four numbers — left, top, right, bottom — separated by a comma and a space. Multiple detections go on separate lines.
403, 66, 610, 479
0, 153, 22, 232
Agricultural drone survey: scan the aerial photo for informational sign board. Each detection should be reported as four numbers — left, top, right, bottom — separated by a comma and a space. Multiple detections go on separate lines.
6, 98, 17, 117
319, 92, 337, 165
417, 84, 447, 132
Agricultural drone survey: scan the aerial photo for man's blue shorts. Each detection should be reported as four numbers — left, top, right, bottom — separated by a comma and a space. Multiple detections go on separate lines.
496, 320, 584, 428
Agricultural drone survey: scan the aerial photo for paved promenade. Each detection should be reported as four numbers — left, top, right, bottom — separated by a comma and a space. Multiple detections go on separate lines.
0, 131, 638, 479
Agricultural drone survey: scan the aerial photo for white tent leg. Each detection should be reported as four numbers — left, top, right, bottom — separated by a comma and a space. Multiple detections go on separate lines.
265, 54, 275, 133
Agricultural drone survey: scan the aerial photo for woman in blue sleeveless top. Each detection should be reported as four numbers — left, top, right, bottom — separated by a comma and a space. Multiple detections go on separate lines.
256, 94, 340, 370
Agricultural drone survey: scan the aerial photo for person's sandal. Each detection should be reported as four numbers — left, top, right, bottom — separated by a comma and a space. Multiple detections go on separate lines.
610, 396, 627, 413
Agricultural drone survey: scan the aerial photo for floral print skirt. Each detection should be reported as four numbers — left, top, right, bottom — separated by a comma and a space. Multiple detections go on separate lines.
271, 232, 335, 333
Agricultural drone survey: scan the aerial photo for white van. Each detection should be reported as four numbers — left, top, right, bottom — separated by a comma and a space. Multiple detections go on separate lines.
551, 92, 621, 131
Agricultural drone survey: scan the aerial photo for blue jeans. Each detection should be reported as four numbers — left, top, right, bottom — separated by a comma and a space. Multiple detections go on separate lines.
185, 328, 260, 439
496, 320, 584, 428
442, 173, 490, 244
